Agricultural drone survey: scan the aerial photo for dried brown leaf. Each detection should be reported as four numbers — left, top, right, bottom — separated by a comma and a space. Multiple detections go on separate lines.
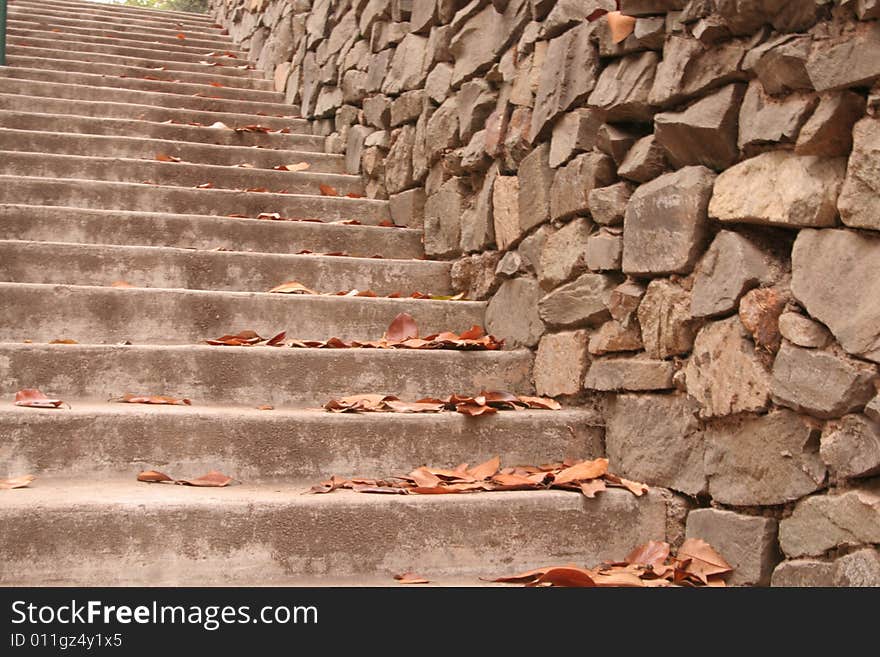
14, 388, 67, 409
384, 312, 419, 342
394, 573, 430, 584
137, 470, 173, 483
553, 458, 609, 485
677, 538, 733, 584
0, 475, 36, 490
178, 471, 233, 487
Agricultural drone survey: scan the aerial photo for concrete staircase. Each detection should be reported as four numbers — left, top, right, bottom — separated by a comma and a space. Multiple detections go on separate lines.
0, 0, 667, 585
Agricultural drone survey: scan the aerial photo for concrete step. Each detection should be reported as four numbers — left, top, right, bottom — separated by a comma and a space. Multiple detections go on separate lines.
8, 5, 226, 37
0, 240, 446, 295
0, 480, 666, 585
0, 283, 482, 344
0, 205, 421, 257
0, 59, 282, 102
0, 151, 363, 196
7, 53, 273, 91
8, 44, 265, 79
0, 70, 296, 117
0, 404, 597, 482
0, 104, 315, 145
0, 127, 343, 173
0, 177, 390, 223
0, 344, 533, 406
11, 0, 219, 26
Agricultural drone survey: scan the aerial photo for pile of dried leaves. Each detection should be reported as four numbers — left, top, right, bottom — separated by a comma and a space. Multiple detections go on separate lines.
205, 313, 501, 351
490, 538, 733, 587
323, 392, 560, 416
269, 281, 464, 300
310, 456, 647, 498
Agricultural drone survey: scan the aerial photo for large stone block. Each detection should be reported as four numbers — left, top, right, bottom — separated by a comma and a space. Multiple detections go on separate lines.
806, 21, 880, 92
772, 549, 880, 587
685, 509, 780, 587
384, 125, 416, 195
708, 151, 847, 228
637, 279, 696, 359
838, 117, 880, 232
388, 188, 426, 229
738, 81, 818, 155
606, 393, 705, 495
460, 164, 497, 253
742, 34, 812, 96
617, 135, 667, 184
538, 272, 620, 329
534, 330, 590, 397
457, 79, 497, 144
771, 343, 877, 420
486, 277, 544, 348
550, 152, 616, 221
549, 108, 606, 169
588, 182, 633, 227
517, 144, 554, 233
381, 33, 428, 94
791, 229, 880, 364
538, 218, 592, 289
587, 51, 659, 122
583, 358, 675, 391
622, 166, 715, 276
492, 175, 521, 251
424, 96, 460, 164
585, 229, 623, 272
685, 317, 772, 418
450, 251, 502, 300
449, 1, 530, 87
423, 177, 464, 258
821, 415, 880, 480
588, 320, 643, 355
779, 487, 880, 558
795, 91, 866, 158
704, 409, 827, 506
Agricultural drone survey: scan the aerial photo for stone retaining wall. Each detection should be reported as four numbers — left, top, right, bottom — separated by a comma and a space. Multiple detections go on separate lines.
210, 0, 880, 586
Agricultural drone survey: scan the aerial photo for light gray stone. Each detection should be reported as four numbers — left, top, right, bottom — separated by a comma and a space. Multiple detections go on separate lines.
866, 396, 880, 424
821, 415, 880, 480
539, 218, 592, 289
449, 1, 530, 87
795, 91, 866, 158
363, 94, 392, 129
550, 152, 616, 221
743, 34, 812, 97
457, 79, 497, 143
486, 277, 544, 348
584, 358, 675, 391
517, 224, 551, 276
390, 90, 425, 127
388, 188, 426, 229
685, 509, 779, 586
587, 51, 659, 122
493, 175, 521, 250
839, 117, 880, 232
609, 280, 646, 326
425, 62, 454, 104
538, 272, 620, 329
586, 229, 623, 272
518, 144, 554, 232
770, 559, 836, 587
588, 183, 633, 226
496, 251, 525, 278
704, 409, 827, 506
424, 96, 459, 164
460, 164, 498, 253
806, 21, 880, 92
384, 125, 416, 195
534, 330, 590, 397
738, 81, 818, 155
778, 312, 832, 349
638, 279, 697, 359
381, 33, 428, 94
344, 124, 373, 175
622, 166, 715, 276
771, 343, 877, 420
596, 123, 640, 165
607, 393, 705, 495
450, 250, 502, 300
424, 177, 465, 258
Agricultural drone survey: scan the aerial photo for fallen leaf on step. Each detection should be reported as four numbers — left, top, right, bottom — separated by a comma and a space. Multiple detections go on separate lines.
274, 162, 311, 172
625, 540, 671, 571
553, 458, 608, 485
114, 394, 191, 406
608, 11, 637, 43
0, 475, 36, 490
137, 470, 174, 483
155, 153, 181, 163
676, 538, 733, 584
268, 280, 317, 294
384, 312, 419, 341
49, 338, 78, 345
14, 389, 68, 409
195, 182, 215, 189
209, 81, 224, 88
394, 573, 430, 584
257, 405, 274, 411
177, 471, 233, 487
234, 124, 271, 134
319, 184, 339, 196
244, 187, 269, 193
495, 566, 597, 588
176, 33, 187, 39
111, 281, 134, 288
346, 192, 364, 199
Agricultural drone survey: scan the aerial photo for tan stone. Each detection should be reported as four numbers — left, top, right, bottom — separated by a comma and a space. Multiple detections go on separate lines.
588, 183, 633, 227
492, 175, 521, 251
486, 277, 544, 348
738, 81, 818, 155
584, 358, 675, 391
538, 272, 620, 329
795, 91, 866, 158
539, 218, 592, 289
534, 330, 590, 397
587, 51, 659, 122
588, 320, 643, 356
637, 279, 697, 359
821, 415, 880, 480
585, 229, 623, 272
838, 117, 880, 232
517, 144, 554, 233
777, 312, 831, 349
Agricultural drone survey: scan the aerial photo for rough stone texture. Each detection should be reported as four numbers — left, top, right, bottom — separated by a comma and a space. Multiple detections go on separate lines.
517, 225, 551, 277
778, 312, 831, 349
381, 33, 428, 94
609, 280, 646, 326
838, 118, 880, 232
638, 279, 697, 359
390, 90, 425, 127
449, 1, 530, 88
492, 175, 521, 251
772, 549, 880, 587
425, 62, 453, 104
457, 80, 497, 144
550, 152, 616, 221
389, 188, 426, 229
685, 317, 772, 418
821, 415, 880, 480
685, 509, 780, 586
654, 83, 744, 171
596, 123, 640, 165
622, 166, 715, 276
517, 144, 554, 234
771, 343, 877, 420
617, 135, 667, 183
585, 229, 623, 272
690, 231, 781, 319
606, 394, 705, 495
549, 108, 606, 168
795, 91, 866, 158
866, 396, 880, 424
738, 287, 787, 352
450, 251, 502, 300
587, 51, 659, 122
704, 409, 827, 506
424, 97, 460, 164
384, 125, 416, 194
583, 358, 675, 391
460, 165, 497, 253
424, 177, 464, 258
533, 330, 590, 397
806, 21, 880, 92
345, 124, 373, 174
538, 272, 620, 329
486, 277, 544, 348
742, 34, 812, 97
538, 218, 592, 289
791, 229, 880, 363
530, 22, 601, 141
588, 183, 633, 226
779, 485, 880, 558
589, 320, 643, 355
737, 81, 818, 155
709, 151, 847, 228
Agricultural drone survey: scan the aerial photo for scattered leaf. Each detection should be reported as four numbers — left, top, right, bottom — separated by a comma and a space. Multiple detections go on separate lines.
137, 470, 173, 483
275, 162, 311, 172
626, 540, 671, 570
677, 538, 734, 584
49, 338, 78, 345
393, 573, 430, 584
155, 153, 181, 163
384, 312, 419, 341
0, 475, 36, 490
268, 280, 317, 295
208, 81, 224, 88
319, 184, 338, 196
14, 389, 68, 409
178, 471, 233, 487
111, 281, 134, 288
114, 394, 191, 406
257, 404, 274, 411
608, 11, 637, 44
176, 33, 187, 39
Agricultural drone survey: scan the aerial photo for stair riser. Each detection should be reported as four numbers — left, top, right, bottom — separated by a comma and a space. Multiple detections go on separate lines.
12, 0, 220, 26
8, 7, 227, 37
0, 104, 314, 144
7, 34, 237, 65
0, 408, 598, 482
8, 54, 274, 91
0, 178, 386, 223
0, 206, 419, 258
0, 152, 363, 196
0, 285, 480, 344
0, 75, 297, 117
0, 345, 533, 406
0, 241, 447, 295
0, 129, 343, 172
0, 489, 666, 585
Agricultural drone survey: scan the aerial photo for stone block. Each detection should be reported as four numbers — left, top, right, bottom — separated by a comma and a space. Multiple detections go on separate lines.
517, 143, 554, 232
538, 272, 620, 329
423, 177, 464, 257
584, 358, 675, 391
585, 229, 623, 272
777, 312, 831, 349
539, 218, 592, 289
780, 487, 880, 558
738, 81, 818, 155
550, 152, 616, 221
486, 277, 544, 348
838, 117, 880, 232
588, 183, 633, 227
534, 330, 590, 397
795, 91, 866, 158
821, 414, 880, 480
637, 279, 696, 359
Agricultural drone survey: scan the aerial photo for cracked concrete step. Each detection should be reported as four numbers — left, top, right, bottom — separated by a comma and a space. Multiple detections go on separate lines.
0, 481, 667, 585
0, 127, 343, 172
0, 404, 597, 482
0, 240, 447, 295
0, 177, 390, 223
0, 344, 533, 406
1, 60, 282, 102
0, 283, 482, 344
7, 54, 274, 91
12, 0, 219, 26
8, 6, 227, 37
0, 71, 296, 117
0, 205, 419, 257
0, 102, 314, 142
0, 151, 363, 196
8, 44, 266, 79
